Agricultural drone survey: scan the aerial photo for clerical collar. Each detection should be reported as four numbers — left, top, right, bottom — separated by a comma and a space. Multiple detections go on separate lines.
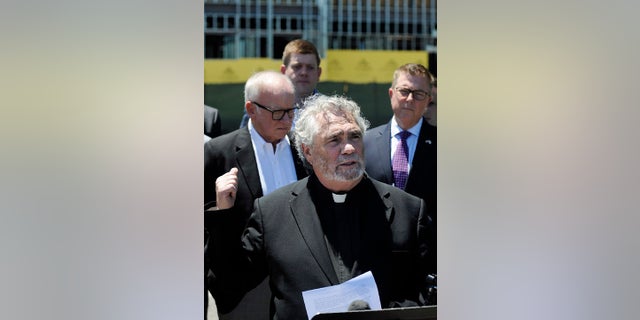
308, 172, 369, 204
331, 193, 347, 203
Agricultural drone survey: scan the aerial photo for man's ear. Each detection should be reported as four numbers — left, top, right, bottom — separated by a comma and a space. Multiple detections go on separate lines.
245, 101, 255, 116
280, 64, 286, 74
302, 144, 313, 166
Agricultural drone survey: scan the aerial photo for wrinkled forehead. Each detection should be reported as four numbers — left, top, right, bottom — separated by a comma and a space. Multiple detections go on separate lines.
316, 111, 359, 133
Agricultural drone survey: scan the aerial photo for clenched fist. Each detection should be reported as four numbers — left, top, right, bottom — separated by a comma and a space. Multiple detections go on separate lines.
215, 167, 238, 210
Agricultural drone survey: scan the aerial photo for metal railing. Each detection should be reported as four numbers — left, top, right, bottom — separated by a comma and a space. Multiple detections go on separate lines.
205, 0, 436, 58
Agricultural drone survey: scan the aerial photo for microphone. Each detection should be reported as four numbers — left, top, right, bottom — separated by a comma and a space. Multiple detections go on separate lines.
347, 300, 371, 311
425, 273, 437, 305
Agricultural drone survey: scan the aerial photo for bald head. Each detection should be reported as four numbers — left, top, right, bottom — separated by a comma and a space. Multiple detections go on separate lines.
244, 70, 295, 103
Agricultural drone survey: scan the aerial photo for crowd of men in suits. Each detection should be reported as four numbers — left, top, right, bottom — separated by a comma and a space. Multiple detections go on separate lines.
204, 39, 437, 320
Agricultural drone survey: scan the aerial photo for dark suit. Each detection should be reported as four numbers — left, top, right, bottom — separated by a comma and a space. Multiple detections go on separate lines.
207, 174, 432, 320
364, 118, 437, 273
203, 104, 223, 319
204, 105, 222, 139
204, 127, 307, 213
204, 127, 307, 319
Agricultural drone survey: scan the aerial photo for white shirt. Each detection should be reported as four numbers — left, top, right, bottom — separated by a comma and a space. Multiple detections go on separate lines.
248, 120, 298, 196
390, 116, 423, 173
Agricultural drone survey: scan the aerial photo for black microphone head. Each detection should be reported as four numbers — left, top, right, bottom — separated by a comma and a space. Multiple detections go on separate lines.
347, 300, 371, 311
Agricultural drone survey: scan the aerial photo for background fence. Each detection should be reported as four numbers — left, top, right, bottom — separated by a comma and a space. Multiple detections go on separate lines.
205, 49, 432, 133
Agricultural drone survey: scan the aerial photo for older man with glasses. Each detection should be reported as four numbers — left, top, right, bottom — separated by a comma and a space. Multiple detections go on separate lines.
204, 70, 309, 320
363, 63, 438, 279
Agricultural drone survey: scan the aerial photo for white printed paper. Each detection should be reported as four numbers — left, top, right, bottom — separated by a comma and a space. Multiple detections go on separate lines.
302, 271, 382, 320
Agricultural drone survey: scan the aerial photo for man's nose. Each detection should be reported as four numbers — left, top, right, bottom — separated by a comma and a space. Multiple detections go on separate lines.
281, 111, 294, 121
343, 142, 355, 154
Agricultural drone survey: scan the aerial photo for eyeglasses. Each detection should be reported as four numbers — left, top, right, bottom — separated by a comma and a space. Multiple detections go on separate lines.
395, 87, 429, 101
251, 101, 298, 120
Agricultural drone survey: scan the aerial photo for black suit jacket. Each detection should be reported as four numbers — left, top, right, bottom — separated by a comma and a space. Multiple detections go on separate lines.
204, 127, 308, 249
207, 175, 432, 320
204, 127, 307, 212
364, 118, 437, 273
204, 105, 222, 139
204, 127, 308, 317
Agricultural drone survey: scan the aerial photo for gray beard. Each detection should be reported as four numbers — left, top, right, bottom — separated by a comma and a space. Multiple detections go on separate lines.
314, 155, 364, 182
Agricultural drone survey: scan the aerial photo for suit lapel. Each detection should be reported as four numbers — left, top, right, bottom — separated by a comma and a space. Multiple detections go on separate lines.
371, 123, 394, 183
406, 119, 436, 188
289, 183, 339, 285
412, 118, 435, 166
235, 129, 262, 199
369, 177, 394, 222
380, 123, 394, 183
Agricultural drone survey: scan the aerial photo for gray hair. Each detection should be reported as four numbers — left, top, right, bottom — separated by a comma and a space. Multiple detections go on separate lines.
294, 95, 370, 165
244, 70, 295, 104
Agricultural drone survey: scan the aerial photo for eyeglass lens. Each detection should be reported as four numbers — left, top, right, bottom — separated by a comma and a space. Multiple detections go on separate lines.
253, 101, 296, 120
397, 88, 428, 100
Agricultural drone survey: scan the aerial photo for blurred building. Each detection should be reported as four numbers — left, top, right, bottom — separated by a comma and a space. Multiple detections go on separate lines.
204, 0, 437, 134
205, 0, 436, 67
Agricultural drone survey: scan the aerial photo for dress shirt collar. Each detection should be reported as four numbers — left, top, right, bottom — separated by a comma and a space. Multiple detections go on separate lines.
391, 116, 423, 139
247, 119, 291, 151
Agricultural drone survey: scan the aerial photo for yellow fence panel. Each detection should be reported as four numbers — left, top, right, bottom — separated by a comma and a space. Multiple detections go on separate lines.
324, 50, 428, 84
204, 50, 429, 84
204, 58, 281, 84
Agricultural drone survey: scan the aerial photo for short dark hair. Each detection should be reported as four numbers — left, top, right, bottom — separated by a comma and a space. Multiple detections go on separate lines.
282, 39, 321, 67
392, 63, 433, 90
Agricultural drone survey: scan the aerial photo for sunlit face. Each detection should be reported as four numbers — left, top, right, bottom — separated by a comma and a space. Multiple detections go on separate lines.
247, 90, 296, 143
302, 111, 364, 192
281, 53, 321, 100
389, 72, 432, 130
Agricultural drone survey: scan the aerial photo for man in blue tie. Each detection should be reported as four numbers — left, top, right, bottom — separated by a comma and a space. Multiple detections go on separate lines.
363, 63, 437, 275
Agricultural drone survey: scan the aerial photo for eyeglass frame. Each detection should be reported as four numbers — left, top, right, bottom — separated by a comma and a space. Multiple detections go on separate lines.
251, 101, 298, 120
394, 87, 430, 101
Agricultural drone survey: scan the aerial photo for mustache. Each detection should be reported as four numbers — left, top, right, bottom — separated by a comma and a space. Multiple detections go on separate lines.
337, 155, 362, 164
